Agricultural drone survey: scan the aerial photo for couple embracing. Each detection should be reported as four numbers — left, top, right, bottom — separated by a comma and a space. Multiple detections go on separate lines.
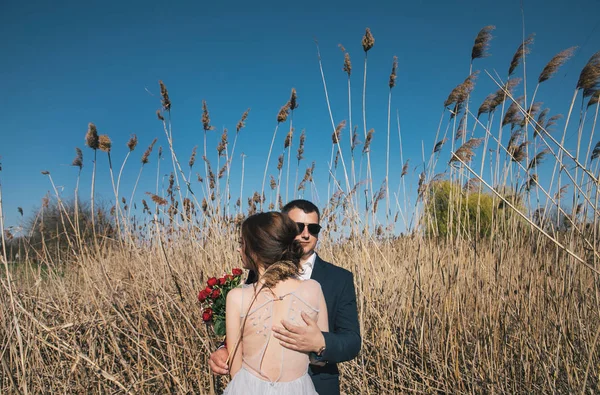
208, 199, 361, 394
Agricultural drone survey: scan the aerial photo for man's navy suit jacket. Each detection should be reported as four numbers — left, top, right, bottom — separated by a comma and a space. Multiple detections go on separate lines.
246, 255, 361, 395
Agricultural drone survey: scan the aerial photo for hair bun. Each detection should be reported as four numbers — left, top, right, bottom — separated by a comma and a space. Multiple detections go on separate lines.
282, 239, 304, 265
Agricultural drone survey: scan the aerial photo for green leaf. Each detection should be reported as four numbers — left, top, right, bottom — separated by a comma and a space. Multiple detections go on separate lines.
214, 318, 226, 337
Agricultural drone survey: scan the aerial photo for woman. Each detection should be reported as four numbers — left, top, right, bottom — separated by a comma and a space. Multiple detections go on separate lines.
223, 212, 328, 394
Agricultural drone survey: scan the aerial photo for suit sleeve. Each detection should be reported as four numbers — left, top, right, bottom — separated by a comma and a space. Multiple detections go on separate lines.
320, 272, 361, 363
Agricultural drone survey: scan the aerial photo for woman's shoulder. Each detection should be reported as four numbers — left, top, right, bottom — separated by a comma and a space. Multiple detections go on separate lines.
299, 278, 323, 292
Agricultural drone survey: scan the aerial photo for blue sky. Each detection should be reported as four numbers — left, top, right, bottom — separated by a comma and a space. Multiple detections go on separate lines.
1, 0, 599, 232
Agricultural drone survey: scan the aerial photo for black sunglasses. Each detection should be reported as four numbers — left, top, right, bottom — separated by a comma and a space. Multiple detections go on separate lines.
296, 222, 322, 235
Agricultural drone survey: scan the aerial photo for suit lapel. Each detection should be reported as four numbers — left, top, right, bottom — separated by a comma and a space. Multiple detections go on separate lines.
310, 254, 326, 283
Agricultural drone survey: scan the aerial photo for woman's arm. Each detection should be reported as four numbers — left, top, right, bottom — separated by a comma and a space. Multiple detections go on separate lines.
225, 288, 243, 377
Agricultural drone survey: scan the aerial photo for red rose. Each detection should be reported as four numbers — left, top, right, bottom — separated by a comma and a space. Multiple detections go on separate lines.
207, 277, 218, 287
225, 274, 233, 281
202, 308, 213, 322
204, 286, 213, 294
219, 277, 226, 285
232, 268, 243, 276
211, 289, 220, 299
198, 290, 209, 303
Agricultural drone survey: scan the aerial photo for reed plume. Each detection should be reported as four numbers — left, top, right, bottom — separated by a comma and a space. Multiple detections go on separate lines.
450, 138, 483, 164
539, 47, 577, 83
344, 53, 352, 76
528, 148, 549, 170
524, 174, 538, 192
401, 160, 409, 177
189, 146, 198, 168
511, 141, 529, 163
297, 130, 305, 162
591, 141, 600, 161
332, 120, 346, 144
577, 51, 600, 96
17, 207, 23, 216
217, 129, 228, 157
444, 72, 479, 108
146, 192, 168, 206
156, 109, 165, 121
159, 80, 171, 111
98, 135, 112, 153
502, 96, 525, 128
363, 129, 374, 153
127, 134, 138, 151
362, 28, 374, 52
588, 90, 600, 108
389, 56, 398, 89
202, 100, 215, 131
141, 138, 158, 165
85, 123, 99, 150
471, 25, 495, 61
72, 148, 83, 169
490, 78, 521, 112
277, 102, 291, 123
433, 138, 448, 153
284, 130, 293, 149
289, 88, 298, 111
509, 34, 534, 76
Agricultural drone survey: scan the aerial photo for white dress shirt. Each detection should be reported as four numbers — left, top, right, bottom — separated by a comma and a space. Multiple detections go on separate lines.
299, 252, 317, 280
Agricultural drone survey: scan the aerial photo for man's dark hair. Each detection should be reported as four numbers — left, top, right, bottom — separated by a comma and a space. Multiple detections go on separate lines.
281, 199, 320, 222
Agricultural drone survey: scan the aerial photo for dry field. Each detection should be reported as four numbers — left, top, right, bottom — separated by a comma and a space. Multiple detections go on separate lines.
2, 27, 600, 393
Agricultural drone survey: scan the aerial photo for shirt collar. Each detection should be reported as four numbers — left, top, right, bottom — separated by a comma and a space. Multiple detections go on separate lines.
302, 252, 317, 269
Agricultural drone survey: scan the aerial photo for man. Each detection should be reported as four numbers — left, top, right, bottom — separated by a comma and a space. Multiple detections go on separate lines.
209, 199, 361, 394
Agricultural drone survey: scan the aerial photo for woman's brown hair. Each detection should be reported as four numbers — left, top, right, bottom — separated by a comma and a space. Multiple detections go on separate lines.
241, 211, 304, 287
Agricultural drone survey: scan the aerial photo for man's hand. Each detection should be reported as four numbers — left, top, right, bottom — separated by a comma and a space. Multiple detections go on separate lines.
272, 312, 325, 353
208, 347, 229, 375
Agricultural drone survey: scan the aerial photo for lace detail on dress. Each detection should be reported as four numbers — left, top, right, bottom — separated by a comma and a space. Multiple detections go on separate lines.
238, 280, 322, 384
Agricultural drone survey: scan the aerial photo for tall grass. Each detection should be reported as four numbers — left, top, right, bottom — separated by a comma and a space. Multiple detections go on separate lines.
1, 26, 600, 394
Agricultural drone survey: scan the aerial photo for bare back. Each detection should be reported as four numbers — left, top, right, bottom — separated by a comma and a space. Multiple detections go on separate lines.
227, 278, 328, 383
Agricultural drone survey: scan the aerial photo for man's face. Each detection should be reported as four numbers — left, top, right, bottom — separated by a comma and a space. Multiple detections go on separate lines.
286, 208, 320, 259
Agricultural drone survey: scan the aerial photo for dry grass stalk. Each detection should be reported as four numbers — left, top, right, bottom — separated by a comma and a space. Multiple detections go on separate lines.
555, 185, 569, 199
362, 28, 374, 52
85, 123, 99, 150
509, 34, 535, 76
539, 46, 577, 83
471, 25, 495, 60
156, 109, 165, 121
72, 148, 83, 169
159, 80, 171, 111
450, 137, 484, 163
577, 51, 600, 96
388, 56, 398, 89
351, 126, 361, 152
98, 135, 112, 153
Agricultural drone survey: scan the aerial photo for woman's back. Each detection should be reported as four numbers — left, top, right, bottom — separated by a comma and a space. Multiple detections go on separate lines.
238, 279, 327, 383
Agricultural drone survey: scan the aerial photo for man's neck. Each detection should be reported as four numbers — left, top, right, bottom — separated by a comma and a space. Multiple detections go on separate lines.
300, 252, 316, 265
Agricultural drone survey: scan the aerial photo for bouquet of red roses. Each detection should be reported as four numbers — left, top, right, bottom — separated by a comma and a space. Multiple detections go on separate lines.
198, 268, 244, 337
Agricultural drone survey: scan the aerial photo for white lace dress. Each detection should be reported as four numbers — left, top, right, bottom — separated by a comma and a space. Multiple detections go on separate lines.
223, 279, 327, 395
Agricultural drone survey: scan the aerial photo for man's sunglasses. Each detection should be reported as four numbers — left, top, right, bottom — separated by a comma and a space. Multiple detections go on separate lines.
295, 222, 322, 236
